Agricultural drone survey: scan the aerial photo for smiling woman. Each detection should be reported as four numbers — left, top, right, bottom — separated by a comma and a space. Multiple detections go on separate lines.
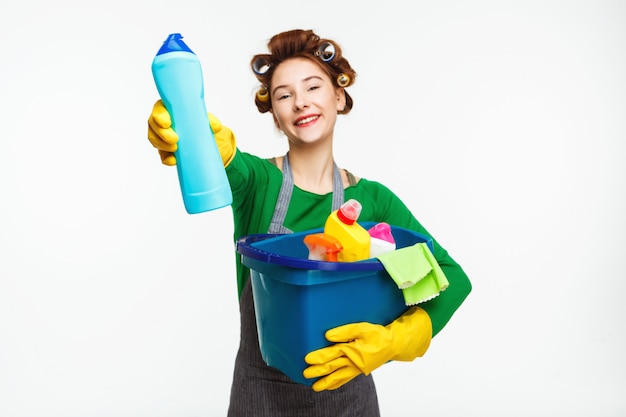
146, 28, 471, 417
269, 59, 345, 152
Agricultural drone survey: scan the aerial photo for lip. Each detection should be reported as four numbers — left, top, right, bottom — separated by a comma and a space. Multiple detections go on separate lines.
294, 114, 320, 127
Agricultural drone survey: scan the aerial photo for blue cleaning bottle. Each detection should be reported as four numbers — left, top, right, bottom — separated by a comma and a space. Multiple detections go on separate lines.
151, 33, 232, 214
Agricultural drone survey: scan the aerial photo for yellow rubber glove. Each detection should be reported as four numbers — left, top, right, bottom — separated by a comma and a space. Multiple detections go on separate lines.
147, 99, 236, 166
303, 306, 432, 392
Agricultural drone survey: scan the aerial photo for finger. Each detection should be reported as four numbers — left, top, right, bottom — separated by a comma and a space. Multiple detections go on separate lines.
304, 345, 344, 365
148, 117, 178, 144
311, 364, 362, 392
151, 100, 171, 128
319, 367, 361, 391
303, 356, 352, 379
208, 112, 222, 134
158, 150, 177, 166
148, 124, 178, 151
324, 323, 369, 343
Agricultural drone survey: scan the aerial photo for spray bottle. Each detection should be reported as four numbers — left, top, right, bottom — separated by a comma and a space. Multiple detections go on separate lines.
323, 199, 370, 262
151, 33, 232, 214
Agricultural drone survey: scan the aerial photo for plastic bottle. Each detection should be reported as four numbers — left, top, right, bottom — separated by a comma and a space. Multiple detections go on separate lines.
324, 199, 371, 262
368, 222, 396, 258
303, 233, 343, 262
151, 33, 232, 214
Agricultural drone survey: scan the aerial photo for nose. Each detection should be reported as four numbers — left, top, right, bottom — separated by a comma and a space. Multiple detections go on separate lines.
293, 92, 309, 111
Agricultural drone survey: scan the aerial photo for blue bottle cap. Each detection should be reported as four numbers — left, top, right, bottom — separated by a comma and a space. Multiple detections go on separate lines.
156, 33, 195, 55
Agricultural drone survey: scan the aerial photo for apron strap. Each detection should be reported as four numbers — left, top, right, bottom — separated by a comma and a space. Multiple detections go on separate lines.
267, 153, 344, 234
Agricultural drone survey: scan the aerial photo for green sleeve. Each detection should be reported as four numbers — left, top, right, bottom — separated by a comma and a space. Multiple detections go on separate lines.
347, 180, 472, 337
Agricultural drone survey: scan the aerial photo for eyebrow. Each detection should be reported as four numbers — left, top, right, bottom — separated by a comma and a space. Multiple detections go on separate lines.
272, 75, 324, 96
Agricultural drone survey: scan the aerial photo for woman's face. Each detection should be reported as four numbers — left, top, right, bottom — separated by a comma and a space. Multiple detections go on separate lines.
270, 58, 346, 148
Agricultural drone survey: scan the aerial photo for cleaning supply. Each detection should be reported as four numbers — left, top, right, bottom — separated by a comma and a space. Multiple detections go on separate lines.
377, 242, 450, 305
303, 306, 432, 392
236, 223, 434, 385
323, 199, 370, 262
151, 33, 232, 214
367, 222, 396, 258
303, 233, 343, 262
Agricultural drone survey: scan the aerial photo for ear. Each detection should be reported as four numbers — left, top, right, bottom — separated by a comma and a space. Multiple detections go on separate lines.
335, 88, 346, 112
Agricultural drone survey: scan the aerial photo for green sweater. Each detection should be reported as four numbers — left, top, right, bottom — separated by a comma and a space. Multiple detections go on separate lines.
226, 150, 471, 336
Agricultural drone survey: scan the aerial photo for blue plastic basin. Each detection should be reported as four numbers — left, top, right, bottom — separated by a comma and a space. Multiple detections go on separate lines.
236, 222, 433, 385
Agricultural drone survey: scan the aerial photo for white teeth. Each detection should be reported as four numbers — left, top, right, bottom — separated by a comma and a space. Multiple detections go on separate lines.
296, 116, 317, 125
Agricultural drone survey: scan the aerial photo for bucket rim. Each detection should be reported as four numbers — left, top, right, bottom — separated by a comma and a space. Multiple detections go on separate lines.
236, 232, 384, 271
235, 224, 433, 272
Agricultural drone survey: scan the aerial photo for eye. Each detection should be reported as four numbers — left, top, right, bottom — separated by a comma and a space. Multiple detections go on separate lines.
273, 89, 292, 101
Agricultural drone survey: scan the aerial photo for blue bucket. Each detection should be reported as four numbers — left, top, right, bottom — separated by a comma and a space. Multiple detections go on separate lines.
236, 222, 433, 385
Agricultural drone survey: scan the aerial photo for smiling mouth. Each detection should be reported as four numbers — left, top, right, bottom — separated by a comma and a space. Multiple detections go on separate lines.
295, 115, 319, 126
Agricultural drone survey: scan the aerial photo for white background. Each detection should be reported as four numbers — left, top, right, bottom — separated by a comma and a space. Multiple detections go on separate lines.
1, 0, 625, 416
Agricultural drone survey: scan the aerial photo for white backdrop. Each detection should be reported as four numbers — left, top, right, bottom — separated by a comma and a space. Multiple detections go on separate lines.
1, 0, 624, 416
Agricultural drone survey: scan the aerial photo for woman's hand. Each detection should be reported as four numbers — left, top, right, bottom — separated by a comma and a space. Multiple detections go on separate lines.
303, 306, 432, 392
147, 100, 237, 166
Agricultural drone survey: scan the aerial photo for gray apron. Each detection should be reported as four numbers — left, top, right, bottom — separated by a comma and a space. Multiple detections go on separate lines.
227, 154, 380, 416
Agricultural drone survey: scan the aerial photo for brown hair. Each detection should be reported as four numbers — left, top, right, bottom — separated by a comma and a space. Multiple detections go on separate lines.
250, 29, 356, 114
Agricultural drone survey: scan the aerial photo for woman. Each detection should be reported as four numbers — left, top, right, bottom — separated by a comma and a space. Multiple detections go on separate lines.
148, 29, 471, 417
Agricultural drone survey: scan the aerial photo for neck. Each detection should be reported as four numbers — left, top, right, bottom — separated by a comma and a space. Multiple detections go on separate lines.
288, 147, 335, 194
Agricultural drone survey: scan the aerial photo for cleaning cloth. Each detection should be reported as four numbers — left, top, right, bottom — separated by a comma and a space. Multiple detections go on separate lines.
377, 242, 449, 306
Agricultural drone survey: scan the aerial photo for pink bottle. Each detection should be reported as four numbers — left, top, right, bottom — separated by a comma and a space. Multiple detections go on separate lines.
368, 222, 396, 258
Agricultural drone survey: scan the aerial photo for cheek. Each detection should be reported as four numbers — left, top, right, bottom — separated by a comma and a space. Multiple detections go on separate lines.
272, 112, 282, 128
272, 102, 295, 126
271, 109, 285, 130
